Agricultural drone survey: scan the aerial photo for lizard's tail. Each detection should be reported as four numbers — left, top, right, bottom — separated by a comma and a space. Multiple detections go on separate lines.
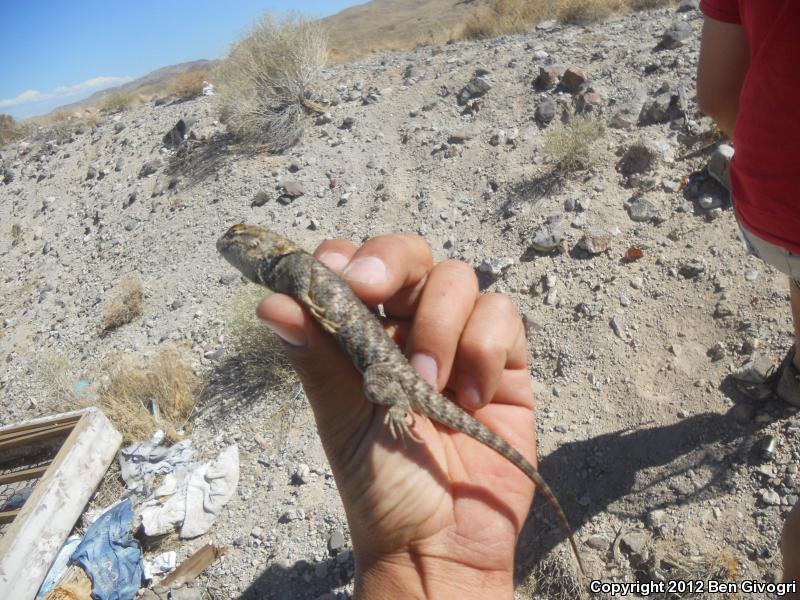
474, 429, 586, 578
422, 401, 586, 577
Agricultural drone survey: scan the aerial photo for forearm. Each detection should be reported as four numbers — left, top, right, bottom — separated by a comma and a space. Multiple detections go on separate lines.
354, 552, 514, 600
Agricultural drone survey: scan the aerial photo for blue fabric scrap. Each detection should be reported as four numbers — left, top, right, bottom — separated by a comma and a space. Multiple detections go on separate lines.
69, 498, 144, 600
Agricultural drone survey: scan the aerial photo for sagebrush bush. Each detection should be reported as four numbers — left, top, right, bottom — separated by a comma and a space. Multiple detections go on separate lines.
101, 275, 144, 331
542, 116, 606, 174
171, 70, 208, 99
0, 113, 24, 146
214, 13, 327, 153
100, 90, 137, 113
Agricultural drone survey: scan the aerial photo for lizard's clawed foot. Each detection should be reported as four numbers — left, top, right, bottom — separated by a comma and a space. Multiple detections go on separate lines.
384, 405, 423, 446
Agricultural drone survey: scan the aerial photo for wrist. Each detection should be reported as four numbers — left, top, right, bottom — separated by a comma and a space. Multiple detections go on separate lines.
354, 550, 514, 600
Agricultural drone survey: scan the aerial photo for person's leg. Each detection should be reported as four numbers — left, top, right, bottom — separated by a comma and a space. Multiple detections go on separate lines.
792, 278, 800, 370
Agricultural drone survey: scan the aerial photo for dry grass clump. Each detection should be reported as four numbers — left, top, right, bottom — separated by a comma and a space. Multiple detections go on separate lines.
10, 223, 23, 245
100, 90, 138, 114
460, 0, 550, 39
214, 13, 327, 153
171, 70, 209, 99
558, 0, 626, 24
227, 284, 296, 389
458, 0, 674, 39
542, 115, 605, 174
95, 349, 202, 442
0, 113, 25, 147
101, 275, 144, 332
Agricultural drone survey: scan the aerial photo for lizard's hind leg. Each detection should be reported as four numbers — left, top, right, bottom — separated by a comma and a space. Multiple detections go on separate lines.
363, 363, 423, 444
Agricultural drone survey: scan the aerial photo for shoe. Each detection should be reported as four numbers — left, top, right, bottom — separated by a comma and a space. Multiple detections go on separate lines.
777, 352, 800, 407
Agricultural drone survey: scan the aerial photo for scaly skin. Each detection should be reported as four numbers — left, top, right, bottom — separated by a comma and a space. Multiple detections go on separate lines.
217, 223, 584, 575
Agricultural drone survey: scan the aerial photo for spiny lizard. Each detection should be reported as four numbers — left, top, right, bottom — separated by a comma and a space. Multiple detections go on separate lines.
217, 223, 584, 575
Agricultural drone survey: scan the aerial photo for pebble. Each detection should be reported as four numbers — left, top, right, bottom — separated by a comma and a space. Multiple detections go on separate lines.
530, 216, 568, 252
744, 269, 759, 282
292, 463, 311, 485
761, 489, 782, 506
477, 256, 514, 277
553, 423, 569, 433
627, 197, 659, 222
585, 535, 609, 551
328, 530, 346, 553
579, 227, 612, 255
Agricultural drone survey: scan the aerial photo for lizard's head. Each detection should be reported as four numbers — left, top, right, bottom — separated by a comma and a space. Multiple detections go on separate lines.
217, 224, 300, 285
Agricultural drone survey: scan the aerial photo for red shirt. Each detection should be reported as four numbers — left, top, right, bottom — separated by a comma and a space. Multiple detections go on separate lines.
700, 0, 800, 254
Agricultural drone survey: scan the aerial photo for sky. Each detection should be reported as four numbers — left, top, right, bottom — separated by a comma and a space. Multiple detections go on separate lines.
0, 0, 362, 119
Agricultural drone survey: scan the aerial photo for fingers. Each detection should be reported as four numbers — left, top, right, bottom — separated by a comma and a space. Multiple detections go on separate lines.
404, 260, 480, 389
314, 234, 433, 314
451, 294, 527, 410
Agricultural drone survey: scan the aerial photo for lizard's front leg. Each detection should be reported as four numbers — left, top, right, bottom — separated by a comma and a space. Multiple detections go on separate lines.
363, 363, 423, 445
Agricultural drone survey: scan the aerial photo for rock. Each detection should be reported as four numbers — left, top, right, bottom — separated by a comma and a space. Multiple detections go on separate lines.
621, 531, 650, 561
618, 137, 674, 176
579, 227, 612, 255
315, 112, 332, 125
328, 530, 346, 553
86, 165, 97, 180
698, 195, 722, 210
611, 98, 645, 130
458, 75, 492, 105
288, 161, 301, 173
677, 0, 699, 11
646, 509, 666, 529
530, 215, 568, 252
761, 489, 782, 506
138, 158, 162, 178
251, 190, 270, 207
732, 356, 774, 384
283, 180, 306, 198
123, 192, 137, 209
708, 342, 726, 361
535, 99, 557, 124
662, 21, 693, 48
745, 269, 759, 282
575, 90, 602, 114
163, 119, 192, 148
627, 197, 660, 222
535, 65, 561, 91
41, 196, 55, 211
641, 92, 675, 124
585, 535, 610, 551
560, 66, 587, 94
708, 144, 734, 190
113, 122, 126, 133
679, 258, 706, 278
553, 423, 569, 433
219, 273, 239, 285
478, 257, 514, 277
292, 463, 311, 485
339, 116, 355, 130
251, 526, 266, 540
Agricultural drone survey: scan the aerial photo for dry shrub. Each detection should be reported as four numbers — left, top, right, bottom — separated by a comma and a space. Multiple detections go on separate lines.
557, 0, 627, 24
460, 0, 550, 39
0, 113, 24, 146
171, 70, 208, 99
227, 284, 296, 391
542, 115, 605, 174
95, 349, 202, 442
214, 13, 327, 153
101, 276, 144, 332
458, 0, 668, 39
100, 90, 138, 114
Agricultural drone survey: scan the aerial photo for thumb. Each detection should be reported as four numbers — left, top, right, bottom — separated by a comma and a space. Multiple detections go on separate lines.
256, 293, 371, 441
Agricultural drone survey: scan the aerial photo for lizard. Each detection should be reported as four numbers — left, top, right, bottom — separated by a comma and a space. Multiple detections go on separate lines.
216, 223, 585, 576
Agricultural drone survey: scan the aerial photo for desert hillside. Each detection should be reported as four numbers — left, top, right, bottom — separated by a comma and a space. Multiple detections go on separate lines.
2, 3, 797, 598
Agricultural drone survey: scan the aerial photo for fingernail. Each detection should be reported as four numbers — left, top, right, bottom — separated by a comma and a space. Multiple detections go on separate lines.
319, 252, 349, 273
458, 376, 482, 410
261, 319, 307, 347
410, 353, 438, 387
342, 257, 388, 285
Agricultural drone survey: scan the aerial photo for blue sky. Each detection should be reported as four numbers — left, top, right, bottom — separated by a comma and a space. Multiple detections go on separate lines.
0, 0, 362, 119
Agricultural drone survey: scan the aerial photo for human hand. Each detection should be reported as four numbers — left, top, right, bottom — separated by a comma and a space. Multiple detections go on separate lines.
255, 233, 535, 599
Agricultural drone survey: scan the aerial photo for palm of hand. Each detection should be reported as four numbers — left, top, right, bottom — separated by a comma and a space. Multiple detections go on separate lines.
313, 364, 536, 573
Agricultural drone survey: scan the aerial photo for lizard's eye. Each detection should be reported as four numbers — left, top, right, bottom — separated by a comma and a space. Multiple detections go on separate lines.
247, 238, 261, 249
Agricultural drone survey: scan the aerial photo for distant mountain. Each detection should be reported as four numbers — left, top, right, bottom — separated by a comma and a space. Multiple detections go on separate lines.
49, 0, 490, 116
52, 60, 215, 115
322, 0, 489, 59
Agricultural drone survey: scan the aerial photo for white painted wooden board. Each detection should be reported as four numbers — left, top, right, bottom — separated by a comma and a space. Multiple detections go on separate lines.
0, 408, 122, 600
